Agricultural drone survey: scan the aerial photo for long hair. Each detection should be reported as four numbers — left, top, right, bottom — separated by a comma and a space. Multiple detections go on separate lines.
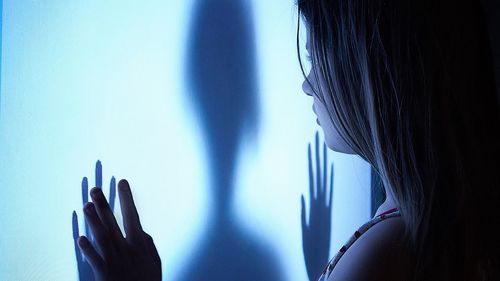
297, 0, 500, 280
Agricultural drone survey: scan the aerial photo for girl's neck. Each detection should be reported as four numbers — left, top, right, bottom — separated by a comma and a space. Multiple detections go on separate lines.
373, 189, 398, 218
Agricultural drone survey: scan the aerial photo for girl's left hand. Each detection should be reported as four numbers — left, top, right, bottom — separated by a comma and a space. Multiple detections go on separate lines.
78, 179, 162, 281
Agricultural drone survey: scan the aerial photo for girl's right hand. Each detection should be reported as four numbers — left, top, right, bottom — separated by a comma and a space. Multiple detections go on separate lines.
78, 180, 162, 281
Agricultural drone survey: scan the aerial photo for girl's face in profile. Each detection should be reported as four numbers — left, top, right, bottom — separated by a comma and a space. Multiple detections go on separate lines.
302, 28, 356, 155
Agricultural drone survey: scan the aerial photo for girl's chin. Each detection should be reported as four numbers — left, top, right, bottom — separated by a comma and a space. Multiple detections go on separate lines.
324, 138, 356, 155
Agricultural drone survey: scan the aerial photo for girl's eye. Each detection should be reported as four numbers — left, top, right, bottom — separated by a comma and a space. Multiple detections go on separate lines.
306, 54, 313, 62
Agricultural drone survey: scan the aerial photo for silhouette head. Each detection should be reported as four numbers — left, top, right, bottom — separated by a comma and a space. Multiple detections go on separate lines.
186, 0, 260, 218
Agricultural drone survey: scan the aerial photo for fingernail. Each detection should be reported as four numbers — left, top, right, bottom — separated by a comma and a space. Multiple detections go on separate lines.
84, 203, 94, 215
78, 237, 88, 248
119, 180, 130, 192
91, 187, 101, 197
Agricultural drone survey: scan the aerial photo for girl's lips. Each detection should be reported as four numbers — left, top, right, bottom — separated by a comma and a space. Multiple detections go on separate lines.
316, 118, 320, 125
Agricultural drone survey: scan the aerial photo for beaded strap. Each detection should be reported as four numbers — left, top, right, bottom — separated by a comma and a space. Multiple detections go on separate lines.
317, 209, 401, 281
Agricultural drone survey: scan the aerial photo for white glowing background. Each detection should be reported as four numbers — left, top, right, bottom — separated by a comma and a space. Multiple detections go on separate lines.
0, 1, 371, 280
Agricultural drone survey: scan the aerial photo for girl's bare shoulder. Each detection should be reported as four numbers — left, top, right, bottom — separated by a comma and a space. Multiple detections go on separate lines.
328, 216, 415, 281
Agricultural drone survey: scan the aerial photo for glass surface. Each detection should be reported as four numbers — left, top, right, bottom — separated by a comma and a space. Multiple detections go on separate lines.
0, 1, 371, 280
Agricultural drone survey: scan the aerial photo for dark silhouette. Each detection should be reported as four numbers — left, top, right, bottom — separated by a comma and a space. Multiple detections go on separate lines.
178, 0, 284, 280
481, 0, 500, 106
301, 132, 334, 281
73, 160, 116, 281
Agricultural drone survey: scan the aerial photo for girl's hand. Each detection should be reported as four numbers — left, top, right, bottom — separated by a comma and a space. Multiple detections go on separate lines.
78, 180, 162, 281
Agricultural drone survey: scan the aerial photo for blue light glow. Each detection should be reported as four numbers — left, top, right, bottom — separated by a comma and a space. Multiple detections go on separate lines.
0, 1, 371, 280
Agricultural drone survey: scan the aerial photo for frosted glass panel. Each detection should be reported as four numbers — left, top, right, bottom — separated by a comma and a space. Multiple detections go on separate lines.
0, 1, 371, 280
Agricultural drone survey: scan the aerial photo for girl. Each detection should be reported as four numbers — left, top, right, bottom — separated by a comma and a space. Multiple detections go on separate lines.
76, 0, 500, 280
298, 0, 500, 280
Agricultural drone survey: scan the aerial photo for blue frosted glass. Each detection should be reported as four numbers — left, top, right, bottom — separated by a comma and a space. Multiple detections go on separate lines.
0, 1, 371, 280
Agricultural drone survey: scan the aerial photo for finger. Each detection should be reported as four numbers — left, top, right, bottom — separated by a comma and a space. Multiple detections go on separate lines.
308, 143, 314, 202
301, 195, 309, 251
109, 177, 116, 213
82, 178, 89, 208
96, 160, 102, 188
78, 236, 105, 274
143, 231, 161, 268
84, 202, 113, 260
315, 131, 322, 200
73, 211, 84, 263
82, 177, 91, 240
329, 163, 334, 208
90, 187, 124, 245
118, 179, 145, 247
301, 195, 308, 229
